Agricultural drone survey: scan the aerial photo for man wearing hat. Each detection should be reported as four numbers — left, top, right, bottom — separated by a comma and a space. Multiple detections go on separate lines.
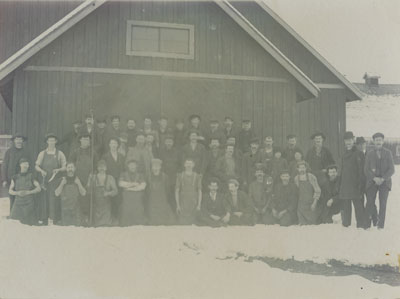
241, 138, 262, 190
282, 134, 303, 164
305, 132, 335, 182
204, 119, 226, 148
181, 130, 207, 175
364, 132, 395, 229
173, 118, 187, 150
204, 137, 224, 188
222, 116, 238, 141
1, 133, 31, 213
80, 113, 102, 155
59, 120, 81, 157
186, 114, 206, 145
35, 133, 67, 225
104, 115, 122, 148
223, 179, 253, 226
157, 116, 172, 148
96, 117, 107, 157
8, 158, 41, 225
249, 164, 274, 224
125, 118, 138, 148
338, 131, 366, 228
355, 136, 368, 208
318, 164, 341, 224
237, 119, 255, 154
271, 169, 298, 226
215, 144, 242, 190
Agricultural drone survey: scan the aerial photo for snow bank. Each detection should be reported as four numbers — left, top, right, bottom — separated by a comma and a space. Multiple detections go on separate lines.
347, 95, 400, 138
0, 221, 400, 299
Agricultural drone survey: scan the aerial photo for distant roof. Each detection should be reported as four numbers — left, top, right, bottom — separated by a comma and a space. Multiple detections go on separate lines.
353, 83, 400, 96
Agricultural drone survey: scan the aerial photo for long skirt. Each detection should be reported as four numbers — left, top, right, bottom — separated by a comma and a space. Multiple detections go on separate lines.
10, 195, 36, 225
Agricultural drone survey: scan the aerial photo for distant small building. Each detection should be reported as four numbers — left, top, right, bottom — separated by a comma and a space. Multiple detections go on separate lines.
354, 73, 400, 96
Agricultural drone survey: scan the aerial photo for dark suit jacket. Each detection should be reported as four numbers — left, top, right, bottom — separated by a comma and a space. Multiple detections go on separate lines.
364, 147, 395, 190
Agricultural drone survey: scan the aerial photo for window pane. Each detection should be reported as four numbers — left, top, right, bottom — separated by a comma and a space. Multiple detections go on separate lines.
160, 28, 189, 54
131, 26, 159, 52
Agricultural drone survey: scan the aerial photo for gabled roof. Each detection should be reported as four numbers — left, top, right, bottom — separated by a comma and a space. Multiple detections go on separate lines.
255, 0, 363, 101
0, 0, 106, 81
215, 0, 320, 99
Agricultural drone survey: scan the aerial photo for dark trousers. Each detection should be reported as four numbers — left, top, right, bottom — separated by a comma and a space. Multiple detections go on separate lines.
341, 197, 366, 228
366, 184, 390, 229
9, 195, 15, 213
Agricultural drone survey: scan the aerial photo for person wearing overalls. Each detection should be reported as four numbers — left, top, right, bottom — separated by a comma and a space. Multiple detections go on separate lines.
35, 133, 66, 225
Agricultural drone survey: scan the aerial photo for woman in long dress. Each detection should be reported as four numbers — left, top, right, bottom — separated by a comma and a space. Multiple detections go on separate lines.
87, 160, 118, 227
175, 158, 202, 225
9, 158, 41, 225
147, 159, 176, 225
118, 159, 147, 226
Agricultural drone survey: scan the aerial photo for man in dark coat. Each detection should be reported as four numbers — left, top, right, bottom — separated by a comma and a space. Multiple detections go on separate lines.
199, 178, 229, 227
173, 118, 187, 151
126, 118, 139, 148
204, 138, 224, 187
96, 118, 107, 157
364, 132, 395, 229
305, 132, 335, 183
59, 121, 81, 156
215, 144, 242, 190
318, 165, 341, 224
104, 115, 122, 147
260, 136, 275, 176
339, 132, 366, 228
222, 116, 239, 142
158, 134, 180, 211
223, 179, 253, 225
1, 134, 31, 213
241, 138, 262, 190
282, 134, 303, 164
181, 130, 207, 175
237, 119, 255, 154
204, 120, 226, 148
355, 137, 369, 207
272, 169, 298, 226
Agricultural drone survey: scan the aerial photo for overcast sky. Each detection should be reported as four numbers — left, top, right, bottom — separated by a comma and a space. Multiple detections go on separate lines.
264, 0, 400, 84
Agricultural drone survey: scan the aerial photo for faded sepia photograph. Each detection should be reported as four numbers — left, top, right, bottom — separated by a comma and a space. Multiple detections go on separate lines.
0, 0, 399, 298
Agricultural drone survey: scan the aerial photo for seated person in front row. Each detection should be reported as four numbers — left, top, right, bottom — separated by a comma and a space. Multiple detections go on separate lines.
249, 164, 274, 224
318, 165, 342, 224
223, 179, 253, 226
271, 169, 298, 226
199, 178, 229, 227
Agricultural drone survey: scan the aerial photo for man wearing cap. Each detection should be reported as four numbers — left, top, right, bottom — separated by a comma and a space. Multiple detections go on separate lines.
1, 133, 31, 213
223, 179, 253, 225
104, 115, 122, 147
283, 134, 302, 164
364, 132, 395, 229
59, 121, 81, 156
241, 138, 262, 190
173, 118, 187, 150
204, 137, 224, 186
249, 164, 274, 224
125, 118, 138, 148
69, 133, 99, 223
222, 116, 238, 141
96, 117, 107, 157
338, 131, 366, 228
355, 136, 368, 208
205, 119, 226, 147
158, 116, 172, 148
318, 165, 341, 224
199, 177, 229, 227
143, 116, 160, 148
272, 169, 298, 226
294, 161, 321, 225
215, 144, 242, 190
237, 119, 255, 154
186, 114, 206, 145
9, 158, 41, 225
80, 114, 102, 155
305, 132, 335, 182
261, 136, 275, 176
126, 133, 152, 180
181, 130, 207, 175
159, 134, 180, 211
35, 133, 67, 225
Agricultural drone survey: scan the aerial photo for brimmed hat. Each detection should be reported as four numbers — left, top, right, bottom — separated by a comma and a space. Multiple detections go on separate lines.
255, 163, 265, 173
11, 133, 27, 141
78, 133, 91, 140
189, 114, 201, 121
310, 131, 326, 140
372, 132, 385, 140
125, 159, 138, 166
355, 137, 366, 145
228, 178, 240, 187
250, 138, 260, 145
280, 168, 290, 176
44, 133, 58, 142
326, 164, 338, 171
343, 131, 355, 140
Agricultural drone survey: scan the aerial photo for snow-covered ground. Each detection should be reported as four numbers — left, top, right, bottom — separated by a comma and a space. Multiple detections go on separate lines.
0, 166, 399, 299
347, 95, 400, 139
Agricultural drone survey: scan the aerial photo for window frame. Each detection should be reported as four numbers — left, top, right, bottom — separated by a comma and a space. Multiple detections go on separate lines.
126, 20, 195, 59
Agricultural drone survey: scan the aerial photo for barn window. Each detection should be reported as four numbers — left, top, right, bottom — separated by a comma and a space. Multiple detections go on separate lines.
126, 21, 194, 59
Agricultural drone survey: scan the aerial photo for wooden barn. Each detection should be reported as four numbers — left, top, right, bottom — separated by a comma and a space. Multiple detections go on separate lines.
0, 0, 363, 159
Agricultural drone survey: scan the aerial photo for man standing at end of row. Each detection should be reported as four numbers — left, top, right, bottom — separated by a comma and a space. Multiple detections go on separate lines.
364, 133, 395, 229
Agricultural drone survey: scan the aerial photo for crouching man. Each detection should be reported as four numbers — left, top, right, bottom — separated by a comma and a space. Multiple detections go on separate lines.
271, 170, 298, 226
223, 179, 253, 226
55, 162, 86, 226
199, 178, 229, 227
318, 165, 341, 224
9, 158, 41, 225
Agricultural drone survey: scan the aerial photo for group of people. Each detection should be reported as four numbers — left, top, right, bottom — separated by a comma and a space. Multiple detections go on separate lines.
1, 114, 395, 229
